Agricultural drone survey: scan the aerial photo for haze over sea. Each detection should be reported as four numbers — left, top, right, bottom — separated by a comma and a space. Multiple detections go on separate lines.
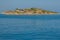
0, 14, 60, 40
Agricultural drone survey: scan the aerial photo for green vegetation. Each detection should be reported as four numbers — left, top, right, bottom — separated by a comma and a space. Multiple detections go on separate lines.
3, 8, 58, 15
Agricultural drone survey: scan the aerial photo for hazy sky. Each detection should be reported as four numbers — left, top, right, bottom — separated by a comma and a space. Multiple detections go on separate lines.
0, 0, 60, 12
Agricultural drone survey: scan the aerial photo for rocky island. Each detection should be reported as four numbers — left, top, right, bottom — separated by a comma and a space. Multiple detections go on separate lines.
2, 8, 58, 15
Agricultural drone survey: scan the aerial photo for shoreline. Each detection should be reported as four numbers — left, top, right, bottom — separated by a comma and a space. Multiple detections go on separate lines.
2, 8, 58, 15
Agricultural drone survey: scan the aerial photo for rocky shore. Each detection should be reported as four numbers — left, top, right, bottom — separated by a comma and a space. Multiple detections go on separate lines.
2, 8, 58, 15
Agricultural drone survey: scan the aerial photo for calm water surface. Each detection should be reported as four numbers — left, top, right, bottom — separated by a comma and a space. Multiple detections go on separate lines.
0, 15, 60, 40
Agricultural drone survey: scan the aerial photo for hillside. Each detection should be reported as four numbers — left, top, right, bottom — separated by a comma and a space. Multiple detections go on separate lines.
2, 8, 58, 15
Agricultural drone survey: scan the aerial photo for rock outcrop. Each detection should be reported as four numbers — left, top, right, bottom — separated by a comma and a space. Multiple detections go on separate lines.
3, 8, 58, 15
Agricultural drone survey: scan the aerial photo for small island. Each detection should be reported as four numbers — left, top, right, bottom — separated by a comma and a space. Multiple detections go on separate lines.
2, 8, 58, 15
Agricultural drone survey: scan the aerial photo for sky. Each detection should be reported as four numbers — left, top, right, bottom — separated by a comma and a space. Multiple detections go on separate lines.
0, 0, 60, 12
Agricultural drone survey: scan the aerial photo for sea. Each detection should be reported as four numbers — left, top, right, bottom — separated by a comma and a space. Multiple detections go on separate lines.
0, 14, 60, 40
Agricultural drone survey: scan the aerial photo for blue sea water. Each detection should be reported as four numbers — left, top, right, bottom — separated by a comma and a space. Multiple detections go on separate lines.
0, 14, 60, 40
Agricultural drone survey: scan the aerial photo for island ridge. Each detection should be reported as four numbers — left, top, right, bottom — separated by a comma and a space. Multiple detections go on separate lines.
2, 8, 58, 15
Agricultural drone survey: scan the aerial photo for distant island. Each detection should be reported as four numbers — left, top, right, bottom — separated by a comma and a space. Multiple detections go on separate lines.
2, 8, 58, 15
